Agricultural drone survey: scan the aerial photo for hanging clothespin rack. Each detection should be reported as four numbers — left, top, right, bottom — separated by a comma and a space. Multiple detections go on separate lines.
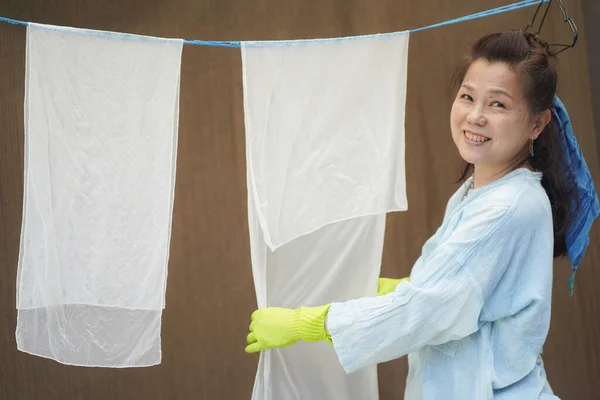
523, 0, 578, 54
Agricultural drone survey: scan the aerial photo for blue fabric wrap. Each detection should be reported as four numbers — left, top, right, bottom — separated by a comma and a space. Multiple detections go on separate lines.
552, 96, 600, 295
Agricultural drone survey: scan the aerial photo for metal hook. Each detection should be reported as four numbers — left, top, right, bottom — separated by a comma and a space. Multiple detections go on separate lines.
523, 0, 578, 54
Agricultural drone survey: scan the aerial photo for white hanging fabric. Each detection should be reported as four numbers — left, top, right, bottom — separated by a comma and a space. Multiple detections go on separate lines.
242, 33, 410, 251
241, 31, 410, 400
16, 23, 183, 367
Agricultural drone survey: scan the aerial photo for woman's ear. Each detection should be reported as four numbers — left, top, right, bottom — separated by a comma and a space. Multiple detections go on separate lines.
531, 109, 552, 140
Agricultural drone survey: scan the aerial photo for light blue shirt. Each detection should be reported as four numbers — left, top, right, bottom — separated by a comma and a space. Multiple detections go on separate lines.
327, 168, 559, 399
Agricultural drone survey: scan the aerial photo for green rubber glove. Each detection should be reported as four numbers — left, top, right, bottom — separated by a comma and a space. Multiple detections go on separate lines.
245, 304, 331, 353
377, 276, 410, 296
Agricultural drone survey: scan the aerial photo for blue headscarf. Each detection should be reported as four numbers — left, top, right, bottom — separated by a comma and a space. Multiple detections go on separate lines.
552, 96, 600, 295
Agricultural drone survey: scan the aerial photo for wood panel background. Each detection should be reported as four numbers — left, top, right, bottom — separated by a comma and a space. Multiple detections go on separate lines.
581, 0, 600, 161
0, 1, 598, 398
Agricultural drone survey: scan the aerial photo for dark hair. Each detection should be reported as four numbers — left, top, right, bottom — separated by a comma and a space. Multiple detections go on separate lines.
450, 30, 578, 258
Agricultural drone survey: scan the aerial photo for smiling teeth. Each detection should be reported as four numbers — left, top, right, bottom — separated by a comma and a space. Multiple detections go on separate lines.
465, 132, 490, 142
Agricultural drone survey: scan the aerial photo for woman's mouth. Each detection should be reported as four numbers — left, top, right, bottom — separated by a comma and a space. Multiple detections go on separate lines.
464, 131, 491, 144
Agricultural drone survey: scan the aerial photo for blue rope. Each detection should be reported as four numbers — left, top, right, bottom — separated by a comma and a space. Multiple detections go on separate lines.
0, 16, 27, 26
410, 0, 548, 33
183, 39, 241, 48
0, 0, 548, 48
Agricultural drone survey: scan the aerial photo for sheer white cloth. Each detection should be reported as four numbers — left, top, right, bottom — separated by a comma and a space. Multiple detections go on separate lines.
241, 31, 410, 399
16, 23, 183, 367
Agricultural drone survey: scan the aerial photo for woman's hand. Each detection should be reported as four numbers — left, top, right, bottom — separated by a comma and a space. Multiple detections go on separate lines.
377, 276, 410, 295
245, 304, 331, 353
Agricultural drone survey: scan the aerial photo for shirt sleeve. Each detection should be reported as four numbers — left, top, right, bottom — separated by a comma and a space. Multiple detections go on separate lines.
326, 201, 523, 374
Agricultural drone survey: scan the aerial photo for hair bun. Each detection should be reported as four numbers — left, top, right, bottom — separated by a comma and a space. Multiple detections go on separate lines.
524, 31, 552, 55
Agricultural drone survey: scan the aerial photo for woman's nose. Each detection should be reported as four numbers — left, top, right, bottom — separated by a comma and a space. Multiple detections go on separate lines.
466, 107, 487, 126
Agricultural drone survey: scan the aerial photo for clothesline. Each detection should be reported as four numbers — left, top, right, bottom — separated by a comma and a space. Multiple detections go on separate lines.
0, 0, 548, 48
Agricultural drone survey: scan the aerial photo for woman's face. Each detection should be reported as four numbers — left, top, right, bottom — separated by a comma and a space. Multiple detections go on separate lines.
450, 59, 547, 174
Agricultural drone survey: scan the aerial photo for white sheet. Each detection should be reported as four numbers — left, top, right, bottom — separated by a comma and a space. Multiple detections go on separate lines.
242, 33, 409, 251
242, 31, 410, 400
16, 23, 183, 367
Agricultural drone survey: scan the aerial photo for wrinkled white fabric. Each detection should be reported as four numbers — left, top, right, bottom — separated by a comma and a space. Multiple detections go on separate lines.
242, 32, 410, 251
16, 23, 183, 367
242, 31, 410, 400
247, 194, 385, 400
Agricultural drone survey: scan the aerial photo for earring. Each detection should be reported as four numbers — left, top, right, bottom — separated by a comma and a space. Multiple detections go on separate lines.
529, 140, 535, 158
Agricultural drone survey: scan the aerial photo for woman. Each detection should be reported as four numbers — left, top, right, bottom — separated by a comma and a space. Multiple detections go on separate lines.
245, 30, 589, 399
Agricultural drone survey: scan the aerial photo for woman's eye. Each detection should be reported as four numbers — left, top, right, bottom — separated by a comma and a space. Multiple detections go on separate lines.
461, 94, 473, 101
491, 101, 505, 108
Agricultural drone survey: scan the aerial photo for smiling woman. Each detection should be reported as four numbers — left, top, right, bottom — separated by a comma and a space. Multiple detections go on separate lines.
451, 59, 551, 187
245, 29, 594, 400
450, 30, 577, 258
